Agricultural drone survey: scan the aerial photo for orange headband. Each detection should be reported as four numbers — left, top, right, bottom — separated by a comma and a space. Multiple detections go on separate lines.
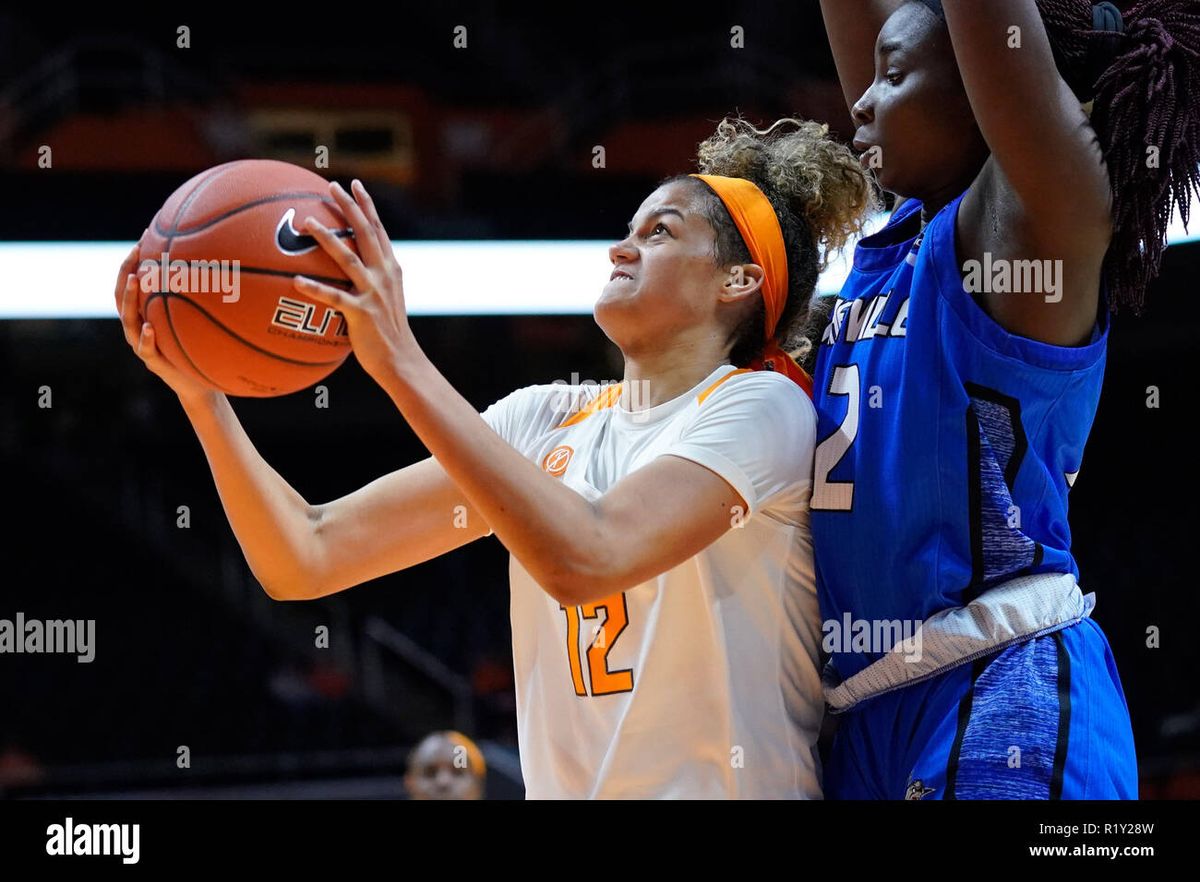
690, 174, 788, 340
689, 173, 813, 398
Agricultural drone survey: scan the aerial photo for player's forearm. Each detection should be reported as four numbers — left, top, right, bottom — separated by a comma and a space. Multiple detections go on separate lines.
820, 0, 904, 114
939, 0, 1099, 207
376, 348, 608, 603
177, 389, 318, 600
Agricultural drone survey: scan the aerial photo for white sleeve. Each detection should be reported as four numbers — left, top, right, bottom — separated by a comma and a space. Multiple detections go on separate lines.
479, 383, 580, 452
477, 383, 599, 536
658, 373, 816, 521
479, 386, 528, 449
480, 381, 617, 451
476, 387, 529, 539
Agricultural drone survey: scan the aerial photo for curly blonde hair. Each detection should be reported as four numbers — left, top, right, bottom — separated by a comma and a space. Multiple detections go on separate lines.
675, 116, 876, 371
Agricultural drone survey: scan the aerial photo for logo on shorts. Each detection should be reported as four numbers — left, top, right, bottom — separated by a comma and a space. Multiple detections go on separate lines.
904, 774, 935, 800
542, 445, 573, 477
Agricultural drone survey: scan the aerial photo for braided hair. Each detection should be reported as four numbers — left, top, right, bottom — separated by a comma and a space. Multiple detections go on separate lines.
914, 0, 1200, 313
1037, 0, 1200, 313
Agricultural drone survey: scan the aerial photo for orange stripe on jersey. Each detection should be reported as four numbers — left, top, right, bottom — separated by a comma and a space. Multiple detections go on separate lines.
697, 368, 753, 406
554, 383, 623, 429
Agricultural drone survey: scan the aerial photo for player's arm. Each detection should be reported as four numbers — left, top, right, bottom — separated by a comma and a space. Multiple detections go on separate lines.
177, 392, 489, 601
293, 404, 743, 607
376, 358, 748, 608
820, 0, 907, 116
566, 378, 810, 604
941, 0, 1112, 344
304, 455, 492, 599
576, 455, 747, 603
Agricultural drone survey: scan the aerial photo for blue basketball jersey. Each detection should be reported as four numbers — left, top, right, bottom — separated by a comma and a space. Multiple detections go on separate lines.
811, 191, 1110, 681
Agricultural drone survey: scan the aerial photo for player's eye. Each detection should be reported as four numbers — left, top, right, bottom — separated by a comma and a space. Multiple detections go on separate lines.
886, 70, 904, 86
651, 222, 669, 236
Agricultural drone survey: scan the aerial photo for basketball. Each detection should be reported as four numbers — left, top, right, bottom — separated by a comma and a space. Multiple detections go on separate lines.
136, 159, 358, 397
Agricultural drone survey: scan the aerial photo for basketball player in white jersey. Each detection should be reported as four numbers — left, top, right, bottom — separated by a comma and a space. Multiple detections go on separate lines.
115, 118, 872, 798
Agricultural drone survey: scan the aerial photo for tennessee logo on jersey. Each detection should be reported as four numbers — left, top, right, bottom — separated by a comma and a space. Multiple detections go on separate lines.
542, 445, 573, 477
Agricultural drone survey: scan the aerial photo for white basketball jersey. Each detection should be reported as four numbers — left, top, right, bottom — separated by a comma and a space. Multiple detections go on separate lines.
480, 363, 823, 799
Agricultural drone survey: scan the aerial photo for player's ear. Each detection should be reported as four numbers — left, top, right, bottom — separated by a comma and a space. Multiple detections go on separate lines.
717, 264, 765, 304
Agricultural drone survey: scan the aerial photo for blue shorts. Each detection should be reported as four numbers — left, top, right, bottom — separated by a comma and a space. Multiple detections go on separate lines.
824, 618, 1138, 799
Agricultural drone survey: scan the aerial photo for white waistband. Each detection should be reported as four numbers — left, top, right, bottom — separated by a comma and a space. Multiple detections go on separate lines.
822, 572, 1095, 713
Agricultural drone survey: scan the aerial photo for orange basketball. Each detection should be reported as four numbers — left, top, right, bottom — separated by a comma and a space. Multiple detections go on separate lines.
137, 159, 358, 397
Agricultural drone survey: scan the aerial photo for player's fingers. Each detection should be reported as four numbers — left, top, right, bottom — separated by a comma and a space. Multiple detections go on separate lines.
119, 273, 145, 349
328, 180, 383, 267
350, 179, 393, 259
292, 274, 352, 312
114, 242, 142, 306
136, 321, 174, 375
136, 320, 179, 375
302, 216, 373, 293
136, 321, 158, 362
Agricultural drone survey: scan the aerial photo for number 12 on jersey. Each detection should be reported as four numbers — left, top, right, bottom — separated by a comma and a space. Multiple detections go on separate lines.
559, 592, 635, 696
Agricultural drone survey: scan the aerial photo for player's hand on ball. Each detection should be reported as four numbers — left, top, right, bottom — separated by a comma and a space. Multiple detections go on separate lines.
293, 180, 416, 383
114, 238, 218, 403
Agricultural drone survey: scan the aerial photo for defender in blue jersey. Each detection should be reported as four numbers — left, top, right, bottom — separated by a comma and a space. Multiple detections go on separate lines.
813, 0, 1200, 798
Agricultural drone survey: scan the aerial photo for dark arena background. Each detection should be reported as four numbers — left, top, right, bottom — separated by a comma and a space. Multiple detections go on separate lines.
0, 1, 1196, 818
